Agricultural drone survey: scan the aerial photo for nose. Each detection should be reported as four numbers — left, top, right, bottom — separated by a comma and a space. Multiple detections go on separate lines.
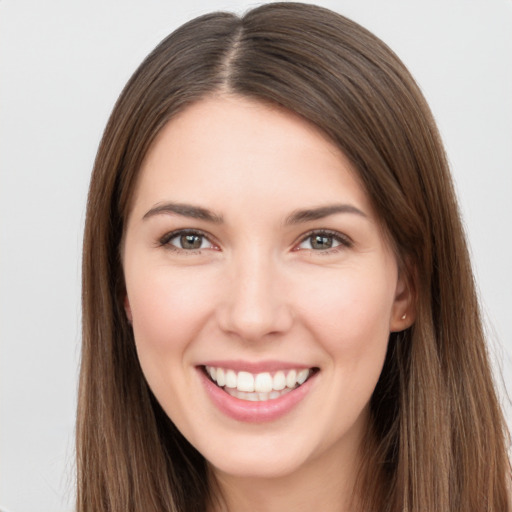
216, 250, 293, 342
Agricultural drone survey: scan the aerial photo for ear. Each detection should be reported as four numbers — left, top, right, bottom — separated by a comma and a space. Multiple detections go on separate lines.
124, 295, 133, 324
389, 267, 416, 332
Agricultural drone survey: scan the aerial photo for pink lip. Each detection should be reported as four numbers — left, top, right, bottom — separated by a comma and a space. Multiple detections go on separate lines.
197, 366, 317, 423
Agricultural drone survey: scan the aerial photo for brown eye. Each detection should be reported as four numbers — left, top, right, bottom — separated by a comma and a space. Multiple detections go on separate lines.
310, 234, 334, 250
160, 230, 214, 251
179, 233, 204, 249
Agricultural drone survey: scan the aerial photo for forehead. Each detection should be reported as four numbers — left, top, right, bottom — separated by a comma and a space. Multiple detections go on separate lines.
130, 94, 374, 220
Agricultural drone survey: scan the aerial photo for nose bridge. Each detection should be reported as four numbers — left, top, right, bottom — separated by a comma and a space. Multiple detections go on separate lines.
219, 244, 292, 340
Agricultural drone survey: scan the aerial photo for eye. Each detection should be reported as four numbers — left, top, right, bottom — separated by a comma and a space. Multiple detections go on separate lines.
160, 230, 216, 251
296, 230, 352, 251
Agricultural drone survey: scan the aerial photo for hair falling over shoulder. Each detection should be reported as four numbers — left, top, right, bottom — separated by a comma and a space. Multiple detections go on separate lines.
78, 3, 511, 511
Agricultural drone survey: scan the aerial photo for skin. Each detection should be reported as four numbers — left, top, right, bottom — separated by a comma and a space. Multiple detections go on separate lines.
122, 94, 413, 512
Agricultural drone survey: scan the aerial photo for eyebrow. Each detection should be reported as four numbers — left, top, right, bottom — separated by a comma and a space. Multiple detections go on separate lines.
142, 201, 366, 225
285, 204, 367, 224
143, 202, 224, 223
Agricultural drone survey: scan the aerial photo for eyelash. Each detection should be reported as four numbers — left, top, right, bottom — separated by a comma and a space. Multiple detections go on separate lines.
158, 229, 353, 254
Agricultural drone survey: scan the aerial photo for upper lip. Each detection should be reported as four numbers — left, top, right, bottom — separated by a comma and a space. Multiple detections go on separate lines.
198, 360, 315, 373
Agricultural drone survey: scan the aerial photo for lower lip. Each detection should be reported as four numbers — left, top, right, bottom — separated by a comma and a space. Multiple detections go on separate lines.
198, 368, 316, 423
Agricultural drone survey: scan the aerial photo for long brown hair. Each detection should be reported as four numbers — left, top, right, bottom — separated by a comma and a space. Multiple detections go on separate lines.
78, 3, 511, 510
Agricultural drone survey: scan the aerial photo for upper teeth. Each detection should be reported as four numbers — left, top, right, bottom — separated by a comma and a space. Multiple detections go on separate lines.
205, 366, 311, 393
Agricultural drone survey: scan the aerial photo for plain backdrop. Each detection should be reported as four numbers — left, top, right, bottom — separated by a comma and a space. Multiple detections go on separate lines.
1, 1, 511, 510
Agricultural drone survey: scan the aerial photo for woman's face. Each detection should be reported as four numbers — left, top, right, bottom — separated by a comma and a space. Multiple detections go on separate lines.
123, 95, 411, 481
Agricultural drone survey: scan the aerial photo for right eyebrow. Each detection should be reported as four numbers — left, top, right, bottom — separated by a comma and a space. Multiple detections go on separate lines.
142, 202, 224, 223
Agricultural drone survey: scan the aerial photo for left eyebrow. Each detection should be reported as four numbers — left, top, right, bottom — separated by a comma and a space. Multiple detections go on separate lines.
284, 204, 367, 225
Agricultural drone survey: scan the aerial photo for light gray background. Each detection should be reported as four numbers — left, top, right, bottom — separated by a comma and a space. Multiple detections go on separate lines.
1, 1, 511, 510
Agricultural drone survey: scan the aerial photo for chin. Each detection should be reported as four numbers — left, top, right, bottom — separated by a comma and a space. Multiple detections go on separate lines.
208, 451, 309, 480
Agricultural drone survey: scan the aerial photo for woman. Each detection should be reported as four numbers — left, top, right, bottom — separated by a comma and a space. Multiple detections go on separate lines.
77, 2, 511, 511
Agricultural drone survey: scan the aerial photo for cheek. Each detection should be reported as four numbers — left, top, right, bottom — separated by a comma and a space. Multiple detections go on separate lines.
298, 265, 395, 364
300, 268, 395, 433
126, 268, 214, 365
124, 268, 218, 427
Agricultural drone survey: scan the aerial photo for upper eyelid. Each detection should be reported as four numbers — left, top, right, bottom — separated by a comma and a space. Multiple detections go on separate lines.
296, 229, 353, 245
159, 228, 217, 247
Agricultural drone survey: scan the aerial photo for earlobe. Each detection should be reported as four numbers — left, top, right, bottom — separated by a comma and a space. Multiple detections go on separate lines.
124, 295, 133, 324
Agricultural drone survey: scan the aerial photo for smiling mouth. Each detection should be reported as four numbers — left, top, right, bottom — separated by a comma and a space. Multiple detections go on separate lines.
203, 365, 318, 402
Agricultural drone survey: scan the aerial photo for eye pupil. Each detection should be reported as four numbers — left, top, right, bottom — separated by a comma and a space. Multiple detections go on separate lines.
181, 234, 202, 249
311, 235, 333, 249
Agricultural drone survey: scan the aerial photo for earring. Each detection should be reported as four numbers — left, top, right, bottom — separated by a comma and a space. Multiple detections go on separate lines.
401, 313, 407, 320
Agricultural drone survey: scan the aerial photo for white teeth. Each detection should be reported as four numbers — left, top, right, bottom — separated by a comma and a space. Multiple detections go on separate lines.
224, 387, 294, 401
237, 371, 254, 392
286, 369, 297, 388
216, 368, 226, 387
205, 365, 313, 399
255, 372, 273, 393
225, 369, 237, 389
297, 369, 309, 385
273, 371, 286, 391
